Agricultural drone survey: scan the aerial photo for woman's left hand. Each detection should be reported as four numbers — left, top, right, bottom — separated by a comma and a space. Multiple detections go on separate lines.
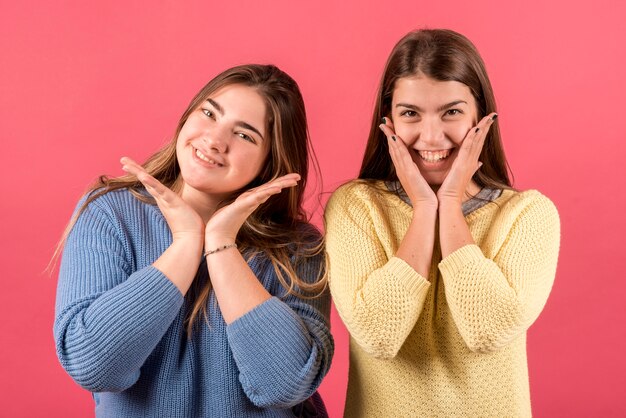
437, 113, 498, 204
204, 174, 301, 247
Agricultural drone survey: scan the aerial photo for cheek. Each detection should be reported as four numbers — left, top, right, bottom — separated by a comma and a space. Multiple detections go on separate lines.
234, 146, 268, 174
175, 132, 188, 158
446, 122, 474, 145
393, 123, 418, 143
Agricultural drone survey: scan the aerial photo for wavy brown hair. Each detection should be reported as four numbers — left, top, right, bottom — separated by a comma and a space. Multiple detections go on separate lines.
360, 29, 513, 191
53, 64, 326, 336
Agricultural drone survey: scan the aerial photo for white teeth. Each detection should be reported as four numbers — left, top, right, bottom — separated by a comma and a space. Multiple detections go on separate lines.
195, 149, 209, 162
195, 149, 221, 166
418, 149, 452, 163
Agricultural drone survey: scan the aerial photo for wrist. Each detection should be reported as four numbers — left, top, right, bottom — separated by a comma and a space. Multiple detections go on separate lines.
170, 235, 204, 257
438, 198, 463, 212
172, 232, 204, 245
203, 243, 238, 257
205, 234, 237, 250
411, 204, 438, 221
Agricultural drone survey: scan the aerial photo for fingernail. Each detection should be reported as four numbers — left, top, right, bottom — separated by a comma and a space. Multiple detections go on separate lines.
475, 127, 480, 133
491, 113, 498, 121
381, 117, 386, 124
392, 135, 397, 142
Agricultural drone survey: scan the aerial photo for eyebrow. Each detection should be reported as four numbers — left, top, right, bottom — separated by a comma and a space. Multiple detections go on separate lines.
206, 99, 224, 115
237, 122, 264, 141
396, 100, 468, 112
205, 98, 265, 141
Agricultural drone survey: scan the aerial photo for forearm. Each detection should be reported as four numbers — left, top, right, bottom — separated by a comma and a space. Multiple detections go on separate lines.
204, 243, 272, 324
226, 296, 333, 408
438, 192, 560, 352
439, 246, 524, 352
438, 199, 475, 257
395, 205, 437, 278
54, 266, 184, 391
325, 188, 431, 358
152, 235, 204, 295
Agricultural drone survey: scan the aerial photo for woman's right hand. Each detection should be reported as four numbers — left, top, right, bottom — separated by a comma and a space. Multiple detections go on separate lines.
121, 157, 205, 245
379, 118, 438, 209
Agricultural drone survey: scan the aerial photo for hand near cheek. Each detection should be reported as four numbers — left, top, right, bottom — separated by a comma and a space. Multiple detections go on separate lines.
437, 113, 498, 204
379, 118, 438, 209
204, 174, 301, 247
121, 157, 205, 243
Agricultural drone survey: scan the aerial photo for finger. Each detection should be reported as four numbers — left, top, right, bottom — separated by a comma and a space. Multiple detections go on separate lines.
120, 157, 146, 176
120, 158, 161, 191
381, 126, 402, 167
461, 112, 497, 156
378, 122, 404, 163
378, 122, 397, 141
254, 173, 301, 193
465, 112, 498, 140
121, 157, 177, 204
378, 120, 414, 166
469, 113, 498, 158
381, 116, 395, 131
252, 180, 298, 197
236, 186, 283, 214
272, 173, 301, 185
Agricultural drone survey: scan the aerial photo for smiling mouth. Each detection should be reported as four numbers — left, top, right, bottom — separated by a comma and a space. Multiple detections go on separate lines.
417, 149, 453, 163
194, 148, 223, 167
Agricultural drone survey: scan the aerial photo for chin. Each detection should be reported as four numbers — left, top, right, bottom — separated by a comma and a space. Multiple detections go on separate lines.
420, 171, 446, 188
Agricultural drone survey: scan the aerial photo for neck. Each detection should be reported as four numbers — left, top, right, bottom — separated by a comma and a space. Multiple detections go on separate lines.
179, 183, 224, 223
463, 181, 482, 202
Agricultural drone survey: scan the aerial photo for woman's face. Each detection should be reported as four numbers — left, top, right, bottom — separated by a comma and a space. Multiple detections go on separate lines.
176, 84, 270, 200
390, 74, 478, 187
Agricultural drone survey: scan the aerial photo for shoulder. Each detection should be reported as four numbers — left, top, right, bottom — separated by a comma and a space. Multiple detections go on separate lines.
328, 180, 386, 204
85, 187, 155, 213
326, 180, 397, 215
481, 189, 560, 235
73, 188, 161, 231
497, 189, 559, 219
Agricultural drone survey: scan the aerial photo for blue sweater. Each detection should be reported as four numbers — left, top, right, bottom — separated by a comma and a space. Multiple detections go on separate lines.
54, 189, 334, 417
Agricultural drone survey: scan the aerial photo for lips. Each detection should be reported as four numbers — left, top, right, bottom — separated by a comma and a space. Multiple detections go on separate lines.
193, 147, 224, 167
417, 149, 453, 163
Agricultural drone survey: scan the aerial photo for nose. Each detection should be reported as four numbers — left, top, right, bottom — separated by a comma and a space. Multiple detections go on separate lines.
202, 126, 229, 154
414, 118, 444, 148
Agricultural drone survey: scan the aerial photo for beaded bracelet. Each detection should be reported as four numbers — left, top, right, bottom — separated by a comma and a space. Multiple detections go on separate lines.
203, 243, 238, 257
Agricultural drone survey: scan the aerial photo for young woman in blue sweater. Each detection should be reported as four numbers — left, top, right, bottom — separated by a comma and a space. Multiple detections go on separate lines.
54, 64, 333, 417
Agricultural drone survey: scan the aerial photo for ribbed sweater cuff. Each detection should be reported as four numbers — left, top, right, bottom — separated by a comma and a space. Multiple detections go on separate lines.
388, 257, 430, 295
227, 297, 309, 357
438, 244, 484, 279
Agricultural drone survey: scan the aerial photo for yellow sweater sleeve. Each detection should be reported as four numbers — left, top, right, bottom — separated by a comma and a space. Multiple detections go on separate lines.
325, 184, 430, 359
438, 191, 560, 353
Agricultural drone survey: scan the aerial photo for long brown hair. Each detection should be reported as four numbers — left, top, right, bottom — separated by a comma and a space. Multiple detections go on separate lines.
360, 29, 513, 190
53, 64, 326, 336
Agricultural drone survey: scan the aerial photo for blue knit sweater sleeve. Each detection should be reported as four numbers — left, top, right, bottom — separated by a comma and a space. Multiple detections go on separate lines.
226, 249, 334, 409
54, 194, 184, 392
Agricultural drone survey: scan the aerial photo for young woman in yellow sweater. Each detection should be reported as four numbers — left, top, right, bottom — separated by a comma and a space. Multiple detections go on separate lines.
325, 29, 560, 417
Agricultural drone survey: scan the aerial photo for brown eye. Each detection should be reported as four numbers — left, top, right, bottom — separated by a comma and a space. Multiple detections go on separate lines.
237, 132, 255, 144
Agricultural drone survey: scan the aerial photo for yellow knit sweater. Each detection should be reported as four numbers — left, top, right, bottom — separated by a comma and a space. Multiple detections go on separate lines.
325, 182, 560, 418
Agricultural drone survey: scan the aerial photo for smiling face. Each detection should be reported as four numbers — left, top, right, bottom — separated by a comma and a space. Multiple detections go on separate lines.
175, 83, 269, 202
391, 74, 478, 187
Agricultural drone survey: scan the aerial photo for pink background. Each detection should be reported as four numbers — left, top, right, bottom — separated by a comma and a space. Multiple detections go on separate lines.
1, 0, 625, 416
